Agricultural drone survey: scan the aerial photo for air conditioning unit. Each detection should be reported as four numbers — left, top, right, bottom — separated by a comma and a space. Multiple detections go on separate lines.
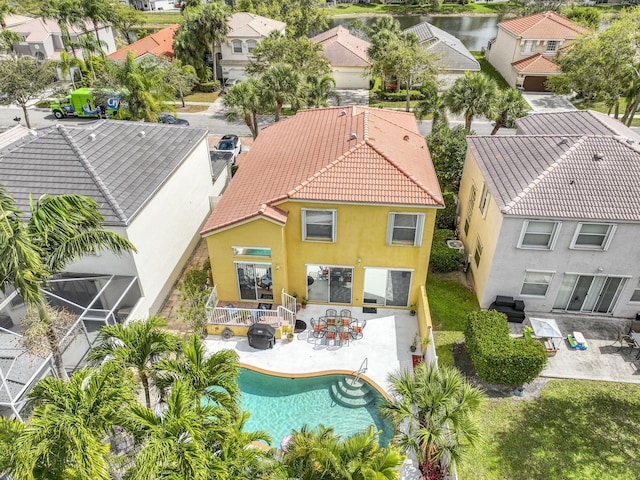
446, 239, 465, 254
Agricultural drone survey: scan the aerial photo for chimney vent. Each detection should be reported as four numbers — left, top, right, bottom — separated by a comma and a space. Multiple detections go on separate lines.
350, 132, 357, 140
559, 137, 569, 145
403, 135, 410, 141
138, 131, 146, 138
340, 109, 347, 116
593, 152, 604, 161
89, 133, 96, 141
626, 138, 634, 145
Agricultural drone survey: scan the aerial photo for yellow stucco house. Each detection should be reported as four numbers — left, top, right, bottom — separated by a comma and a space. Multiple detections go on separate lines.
201, 106, 443, 314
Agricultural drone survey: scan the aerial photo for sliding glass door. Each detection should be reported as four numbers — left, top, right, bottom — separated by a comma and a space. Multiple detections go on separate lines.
363, 268, 412, 307
306, 265, 353, 304
236, 262, 272, 301
553, 274, 627, 314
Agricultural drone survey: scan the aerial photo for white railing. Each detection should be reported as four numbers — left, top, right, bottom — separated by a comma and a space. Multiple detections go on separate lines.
209, 306, 281, 328
281, 289, 296, 314
205, 285, 219, 323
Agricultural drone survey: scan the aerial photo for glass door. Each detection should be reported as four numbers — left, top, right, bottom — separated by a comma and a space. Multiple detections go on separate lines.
554, 274, 627, 313
363, 268, 413, 307
236, 262, 272, 301
306, 265, 353, 304
567, 276, 594, 311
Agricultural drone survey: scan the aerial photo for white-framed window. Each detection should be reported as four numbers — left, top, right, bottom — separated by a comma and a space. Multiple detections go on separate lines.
521, 39, 535, 53
231, 40, 243, 54
232, 246, 271, 257
630, 280, 640, 303
545, 40, 560, 53
387, 213, 425, 246
478, 183, 490, 217
520, 270, 554, 296
463, 185, 477, 236
570, 223, 616, 250
518, 220, 561, 249
302, 209, 336, 242
247, 40, 257, 52
474, 236, 483, 267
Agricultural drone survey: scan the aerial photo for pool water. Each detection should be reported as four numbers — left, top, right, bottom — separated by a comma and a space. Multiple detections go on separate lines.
238, 368, 393, 448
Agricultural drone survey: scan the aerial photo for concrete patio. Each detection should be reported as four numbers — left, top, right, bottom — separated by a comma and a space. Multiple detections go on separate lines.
204, 304, 420, 393
511, 314, 640, 384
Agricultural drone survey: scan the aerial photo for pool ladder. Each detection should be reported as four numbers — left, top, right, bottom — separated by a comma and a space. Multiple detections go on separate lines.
330, 358, 373, 408
348, 357, 368, 387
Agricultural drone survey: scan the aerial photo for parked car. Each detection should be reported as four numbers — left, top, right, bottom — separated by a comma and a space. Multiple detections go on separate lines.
210, 149, 236, 165
158, 113, 189, 126
215, 134, 242, 160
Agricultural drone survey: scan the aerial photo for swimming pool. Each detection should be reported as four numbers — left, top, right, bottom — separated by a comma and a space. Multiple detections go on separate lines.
237, 368, 393, 448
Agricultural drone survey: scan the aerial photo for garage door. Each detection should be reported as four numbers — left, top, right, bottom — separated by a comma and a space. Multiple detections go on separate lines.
523, 76, 549, 92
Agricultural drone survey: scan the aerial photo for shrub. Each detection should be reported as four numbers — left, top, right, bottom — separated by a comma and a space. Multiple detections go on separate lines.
464, 310, 547, 387
35, 100, 51, 108
197, 81, 220, 92
436, 192, 457, 230
430, 229, 461, 273
377, 90, 424, 101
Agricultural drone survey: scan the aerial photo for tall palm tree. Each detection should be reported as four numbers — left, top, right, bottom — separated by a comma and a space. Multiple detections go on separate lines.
154, 334, 240, 416
40, 0, 84, 58
0, 186, 135, 380
88, 316, 181, 408
306, 74, 341, 108
77, 31, 107, 80
444, 72, 498, 130
125, 381, 221, 480
58, 50, 84, 89
380, 363, 483, 479
415, 83, 448, 127
79, 0, 115, 48
185, 3, 229, 83
0, 29, 20, 58
223, 77, 265, 139
489, 88, 529, 135
9, 362, 136, 479
261, 63, 304, 122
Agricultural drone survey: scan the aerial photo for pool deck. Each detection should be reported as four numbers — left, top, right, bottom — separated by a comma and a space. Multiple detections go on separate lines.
204, 305, 419, 394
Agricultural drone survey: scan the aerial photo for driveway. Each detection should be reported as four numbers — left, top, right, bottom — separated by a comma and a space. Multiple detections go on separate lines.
522, 92, 577, 113
332, 89, 369, 107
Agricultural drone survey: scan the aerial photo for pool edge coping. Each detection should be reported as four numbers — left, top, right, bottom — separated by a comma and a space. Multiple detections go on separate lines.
239, 362, 391, 401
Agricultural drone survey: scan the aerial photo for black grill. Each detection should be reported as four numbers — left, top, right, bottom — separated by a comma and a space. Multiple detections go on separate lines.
247, 323, 276, 350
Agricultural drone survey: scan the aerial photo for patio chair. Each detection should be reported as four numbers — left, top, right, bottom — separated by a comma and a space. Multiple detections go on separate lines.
350, 319, 366, 340
628, 320, 640, 334
326, 308, 337, 318
310, 317, 326, 338
325, 330, 336, 345
340, 309, 352, 318
339, 331, 350, 347
326, 317, 337, 326
612, 330, 635, 353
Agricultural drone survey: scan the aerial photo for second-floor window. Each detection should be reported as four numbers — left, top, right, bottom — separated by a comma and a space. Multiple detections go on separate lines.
570, 223, 616, 250
303, 209, 336, 242
247, 40, 257, 53
387, 213, 425, 246
463, 185, 477, 236
478, 183, 490, 217
232, 40, 243, 54
518, 220, 561, 249
521, 40, 535, 53
545, 40, 560, 53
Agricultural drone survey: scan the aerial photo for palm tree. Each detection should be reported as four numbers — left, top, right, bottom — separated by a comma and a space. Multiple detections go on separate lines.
125, 381, 221, 480
281, 424, 405, 479
380, 363, 483, 479
77, 31, 106, 80
79, 0, 115, 48
0, 186, 135, 380
306, 74, 341, 108
10, 362, 136, 479
261, 63, 305, 122
88, 316, 180, 408
223, 78, 265, 139
154, 334, 240, 416
415, 82, 448, 127
489, 88, 529, 135
444, 72, 498, 130
0, 0, 15, 28
58, 50, 84, 89
40, 0, 84, 58
0, 29, 20, 58
185, 3, 229, 83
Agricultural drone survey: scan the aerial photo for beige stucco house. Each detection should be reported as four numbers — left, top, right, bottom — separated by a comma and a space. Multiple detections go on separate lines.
485, 11, 589, 91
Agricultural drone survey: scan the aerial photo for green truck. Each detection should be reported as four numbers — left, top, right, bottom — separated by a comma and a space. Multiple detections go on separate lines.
50, 88, 121, 119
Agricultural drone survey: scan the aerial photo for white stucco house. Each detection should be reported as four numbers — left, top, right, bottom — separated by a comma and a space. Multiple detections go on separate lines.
485, 11, 589, 91
311, 25, 371, 89
457, 110, 640, 318
0, 120, 228, 417
219, 12, 286, 82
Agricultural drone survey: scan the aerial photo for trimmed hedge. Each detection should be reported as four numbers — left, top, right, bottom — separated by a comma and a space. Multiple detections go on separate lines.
197, 81, 221, 92
430, 229, 461, 273
436, 191, 457, 230
374, 89, 425, 101
464, 310, 547, 387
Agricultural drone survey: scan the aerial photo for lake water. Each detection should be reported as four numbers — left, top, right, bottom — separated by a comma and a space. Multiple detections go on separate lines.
329, 15, 499, 51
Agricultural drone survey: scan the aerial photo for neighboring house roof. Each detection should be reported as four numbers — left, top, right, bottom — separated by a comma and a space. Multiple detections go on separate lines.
201, 106, 443, 234
107, 25, 178, 61
468, 134, 640, 221
498, 11, 589, 39
228, 12, 285, 38
311, 26, 370, 67
517, 110, 640, 142
511, 53, 560, 74
0, 125, 32, 151
403, 22, 480, 72
4, 14, 103, 42
0, 121, 207, 226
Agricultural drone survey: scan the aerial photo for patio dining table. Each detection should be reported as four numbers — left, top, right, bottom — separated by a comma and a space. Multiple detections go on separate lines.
318, 316, 360, 345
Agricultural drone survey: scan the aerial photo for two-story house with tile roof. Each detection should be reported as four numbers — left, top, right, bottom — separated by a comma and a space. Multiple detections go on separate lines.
457, 110, 640, 318
403, 22, 480, 88
485, 11, 589, 91
311, 26, 371, 89
219, 12, 286, 82
201, 106, 443, 312
107, 24, 179, 62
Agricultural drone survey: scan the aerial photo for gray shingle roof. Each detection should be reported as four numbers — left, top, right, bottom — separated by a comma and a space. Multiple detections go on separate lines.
516, 110, 640, 141
404, 22, 480, 72
0, 120, 207, 225
468, 135, 640, 221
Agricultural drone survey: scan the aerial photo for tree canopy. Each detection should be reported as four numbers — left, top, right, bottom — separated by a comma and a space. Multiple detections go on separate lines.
237, 0, 328, 38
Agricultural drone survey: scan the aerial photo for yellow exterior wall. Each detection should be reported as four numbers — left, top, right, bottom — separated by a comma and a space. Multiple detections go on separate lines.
205, 200, 438, 308
457, 150, 503, 305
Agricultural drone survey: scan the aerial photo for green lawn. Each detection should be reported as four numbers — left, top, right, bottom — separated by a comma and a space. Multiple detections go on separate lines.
140, 11, 183, 25
183, 92, 219, 103
471, 51, 510, 90
426, 274, 479, 366
459, 379, 640, 479
325, 1, 505, 15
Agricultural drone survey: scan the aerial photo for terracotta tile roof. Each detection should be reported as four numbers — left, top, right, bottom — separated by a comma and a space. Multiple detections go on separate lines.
311, 26, 370, 67
201, 107, 443, 234
228, 12, 285, 38
499, 11, 589, 39
512, 53, 560, 74
107, 25, 178, 60
468, 135, 640, 221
